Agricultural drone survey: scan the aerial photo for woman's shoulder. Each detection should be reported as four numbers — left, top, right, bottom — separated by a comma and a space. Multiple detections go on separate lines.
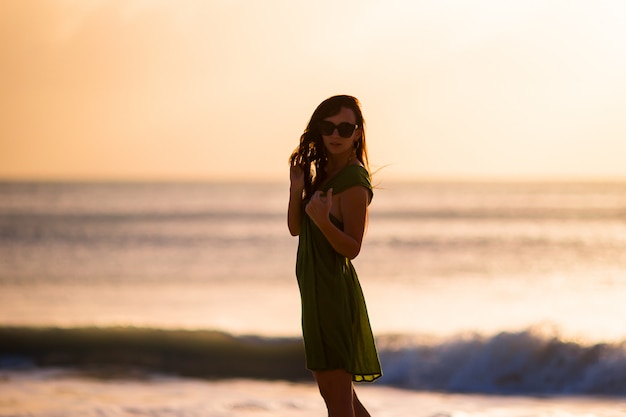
329, 162, 373, 201
345, 162, 370, 181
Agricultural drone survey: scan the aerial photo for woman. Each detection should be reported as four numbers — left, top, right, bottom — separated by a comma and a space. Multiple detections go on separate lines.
288, 95, 382, 417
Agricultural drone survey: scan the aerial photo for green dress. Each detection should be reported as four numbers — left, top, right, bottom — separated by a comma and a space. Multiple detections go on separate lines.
296, 164, 382, 382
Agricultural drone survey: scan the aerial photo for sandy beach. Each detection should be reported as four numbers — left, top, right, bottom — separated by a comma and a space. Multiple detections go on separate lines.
2, 370, 625, 417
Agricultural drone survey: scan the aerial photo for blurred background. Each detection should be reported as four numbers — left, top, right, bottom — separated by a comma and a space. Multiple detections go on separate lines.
2, 1, 626, 410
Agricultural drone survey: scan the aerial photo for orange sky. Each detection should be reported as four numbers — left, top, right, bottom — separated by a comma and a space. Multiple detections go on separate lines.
1, 0, 626, 181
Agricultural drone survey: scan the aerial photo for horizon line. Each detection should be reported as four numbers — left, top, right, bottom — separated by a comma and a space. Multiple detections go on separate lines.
2, 173, 626, 184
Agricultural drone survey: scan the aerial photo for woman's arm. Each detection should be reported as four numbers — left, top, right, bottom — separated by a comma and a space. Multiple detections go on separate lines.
288, 165, 305, 236
305, 186, 369, 259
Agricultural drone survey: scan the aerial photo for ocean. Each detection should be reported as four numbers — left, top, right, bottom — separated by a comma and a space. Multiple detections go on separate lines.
1, 180, 626, 416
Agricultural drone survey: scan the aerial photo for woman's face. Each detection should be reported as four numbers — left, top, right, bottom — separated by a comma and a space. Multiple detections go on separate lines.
320, 106, 361, 158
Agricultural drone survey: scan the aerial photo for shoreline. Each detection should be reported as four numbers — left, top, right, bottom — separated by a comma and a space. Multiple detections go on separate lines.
2, 371, 625, 417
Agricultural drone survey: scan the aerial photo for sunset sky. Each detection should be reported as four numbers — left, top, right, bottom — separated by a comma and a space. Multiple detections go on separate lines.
2, 0, 625, 181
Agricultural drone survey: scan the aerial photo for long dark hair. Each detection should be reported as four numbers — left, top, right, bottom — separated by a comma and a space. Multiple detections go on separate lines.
289, 95, 369, 200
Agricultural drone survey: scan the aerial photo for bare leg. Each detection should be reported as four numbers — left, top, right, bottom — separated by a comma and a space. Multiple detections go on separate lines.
353, 391, 371, 417
313, 369, 372, 417
313, 369, 354, 417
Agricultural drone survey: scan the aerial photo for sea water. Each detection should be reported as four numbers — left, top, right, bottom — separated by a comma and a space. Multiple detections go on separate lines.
1, 180, 626, 416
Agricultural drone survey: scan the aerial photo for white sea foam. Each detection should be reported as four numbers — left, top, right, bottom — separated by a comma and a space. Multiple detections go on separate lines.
378, 329, 626, 395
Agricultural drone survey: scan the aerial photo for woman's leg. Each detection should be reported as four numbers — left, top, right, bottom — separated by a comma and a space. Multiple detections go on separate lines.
353, 391, 371, 417
313, 369, 354, 417
312, 369, 372, 417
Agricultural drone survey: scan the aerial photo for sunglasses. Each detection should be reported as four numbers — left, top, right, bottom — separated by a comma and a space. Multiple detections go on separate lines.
318, 121, 358, 138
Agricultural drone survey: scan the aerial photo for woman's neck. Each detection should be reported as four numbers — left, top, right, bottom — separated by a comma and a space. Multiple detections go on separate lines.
326, 152, 354, 175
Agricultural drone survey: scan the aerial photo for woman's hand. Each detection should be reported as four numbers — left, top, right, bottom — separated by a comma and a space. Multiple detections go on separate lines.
305, 186, 367, 259
290, 165, 305, 192
305, 188, 333, 227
